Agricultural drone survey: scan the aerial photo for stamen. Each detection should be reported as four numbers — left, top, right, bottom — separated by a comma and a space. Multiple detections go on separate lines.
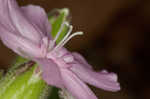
54, 32, 83, 50
57, 25, 73, 47
53, 25, 73, 50
49, 22, 67, 50
53, 22, 67, 43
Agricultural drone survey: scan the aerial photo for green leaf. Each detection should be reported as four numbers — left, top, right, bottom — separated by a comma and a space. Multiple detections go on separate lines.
48, 8, 70, 44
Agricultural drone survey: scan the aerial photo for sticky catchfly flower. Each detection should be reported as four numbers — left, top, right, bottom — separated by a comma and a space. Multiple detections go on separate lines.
0, 0, 120, 99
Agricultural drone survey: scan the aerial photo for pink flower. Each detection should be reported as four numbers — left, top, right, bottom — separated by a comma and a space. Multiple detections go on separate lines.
0, 0, 120, 99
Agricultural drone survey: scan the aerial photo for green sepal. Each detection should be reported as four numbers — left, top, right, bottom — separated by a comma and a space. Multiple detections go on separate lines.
48, 8, 70, 44
9, 56, 28, 72
0, 57, 50, 99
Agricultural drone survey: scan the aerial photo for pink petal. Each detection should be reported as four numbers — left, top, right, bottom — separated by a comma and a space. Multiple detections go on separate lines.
0, 24, 43, 58
70, 63, 120, 92
72, 52, 92, 69
21, 5, 51, 39
0, 0, 16, 31
61, 69, 98, 99
35, 58, 64, 88
7, 0, 44, 43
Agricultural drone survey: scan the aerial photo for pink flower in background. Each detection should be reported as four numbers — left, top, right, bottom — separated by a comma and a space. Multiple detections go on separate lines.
0, 0, 120, 99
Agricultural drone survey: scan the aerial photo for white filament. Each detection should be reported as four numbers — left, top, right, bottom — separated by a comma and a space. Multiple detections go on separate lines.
49, 22, 83, 51
53, 22, 67, 43
59, 25, 73, 46
49, 22, 67, 50
55, 32, 83, 50
54, 25, 73, 49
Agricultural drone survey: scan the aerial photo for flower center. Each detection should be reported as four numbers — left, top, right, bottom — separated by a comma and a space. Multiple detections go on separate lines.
46, 23, 83, 64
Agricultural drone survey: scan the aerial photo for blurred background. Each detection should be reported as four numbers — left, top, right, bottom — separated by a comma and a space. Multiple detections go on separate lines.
1, 0, 150, 99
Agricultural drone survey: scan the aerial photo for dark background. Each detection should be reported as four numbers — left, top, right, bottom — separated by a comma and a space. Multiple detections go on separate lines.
1, 0, 150, 99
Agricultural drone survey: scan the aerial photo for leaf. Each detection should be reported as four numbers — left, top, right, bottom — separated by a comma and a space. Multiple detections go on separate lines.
48, 8, 70, 44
